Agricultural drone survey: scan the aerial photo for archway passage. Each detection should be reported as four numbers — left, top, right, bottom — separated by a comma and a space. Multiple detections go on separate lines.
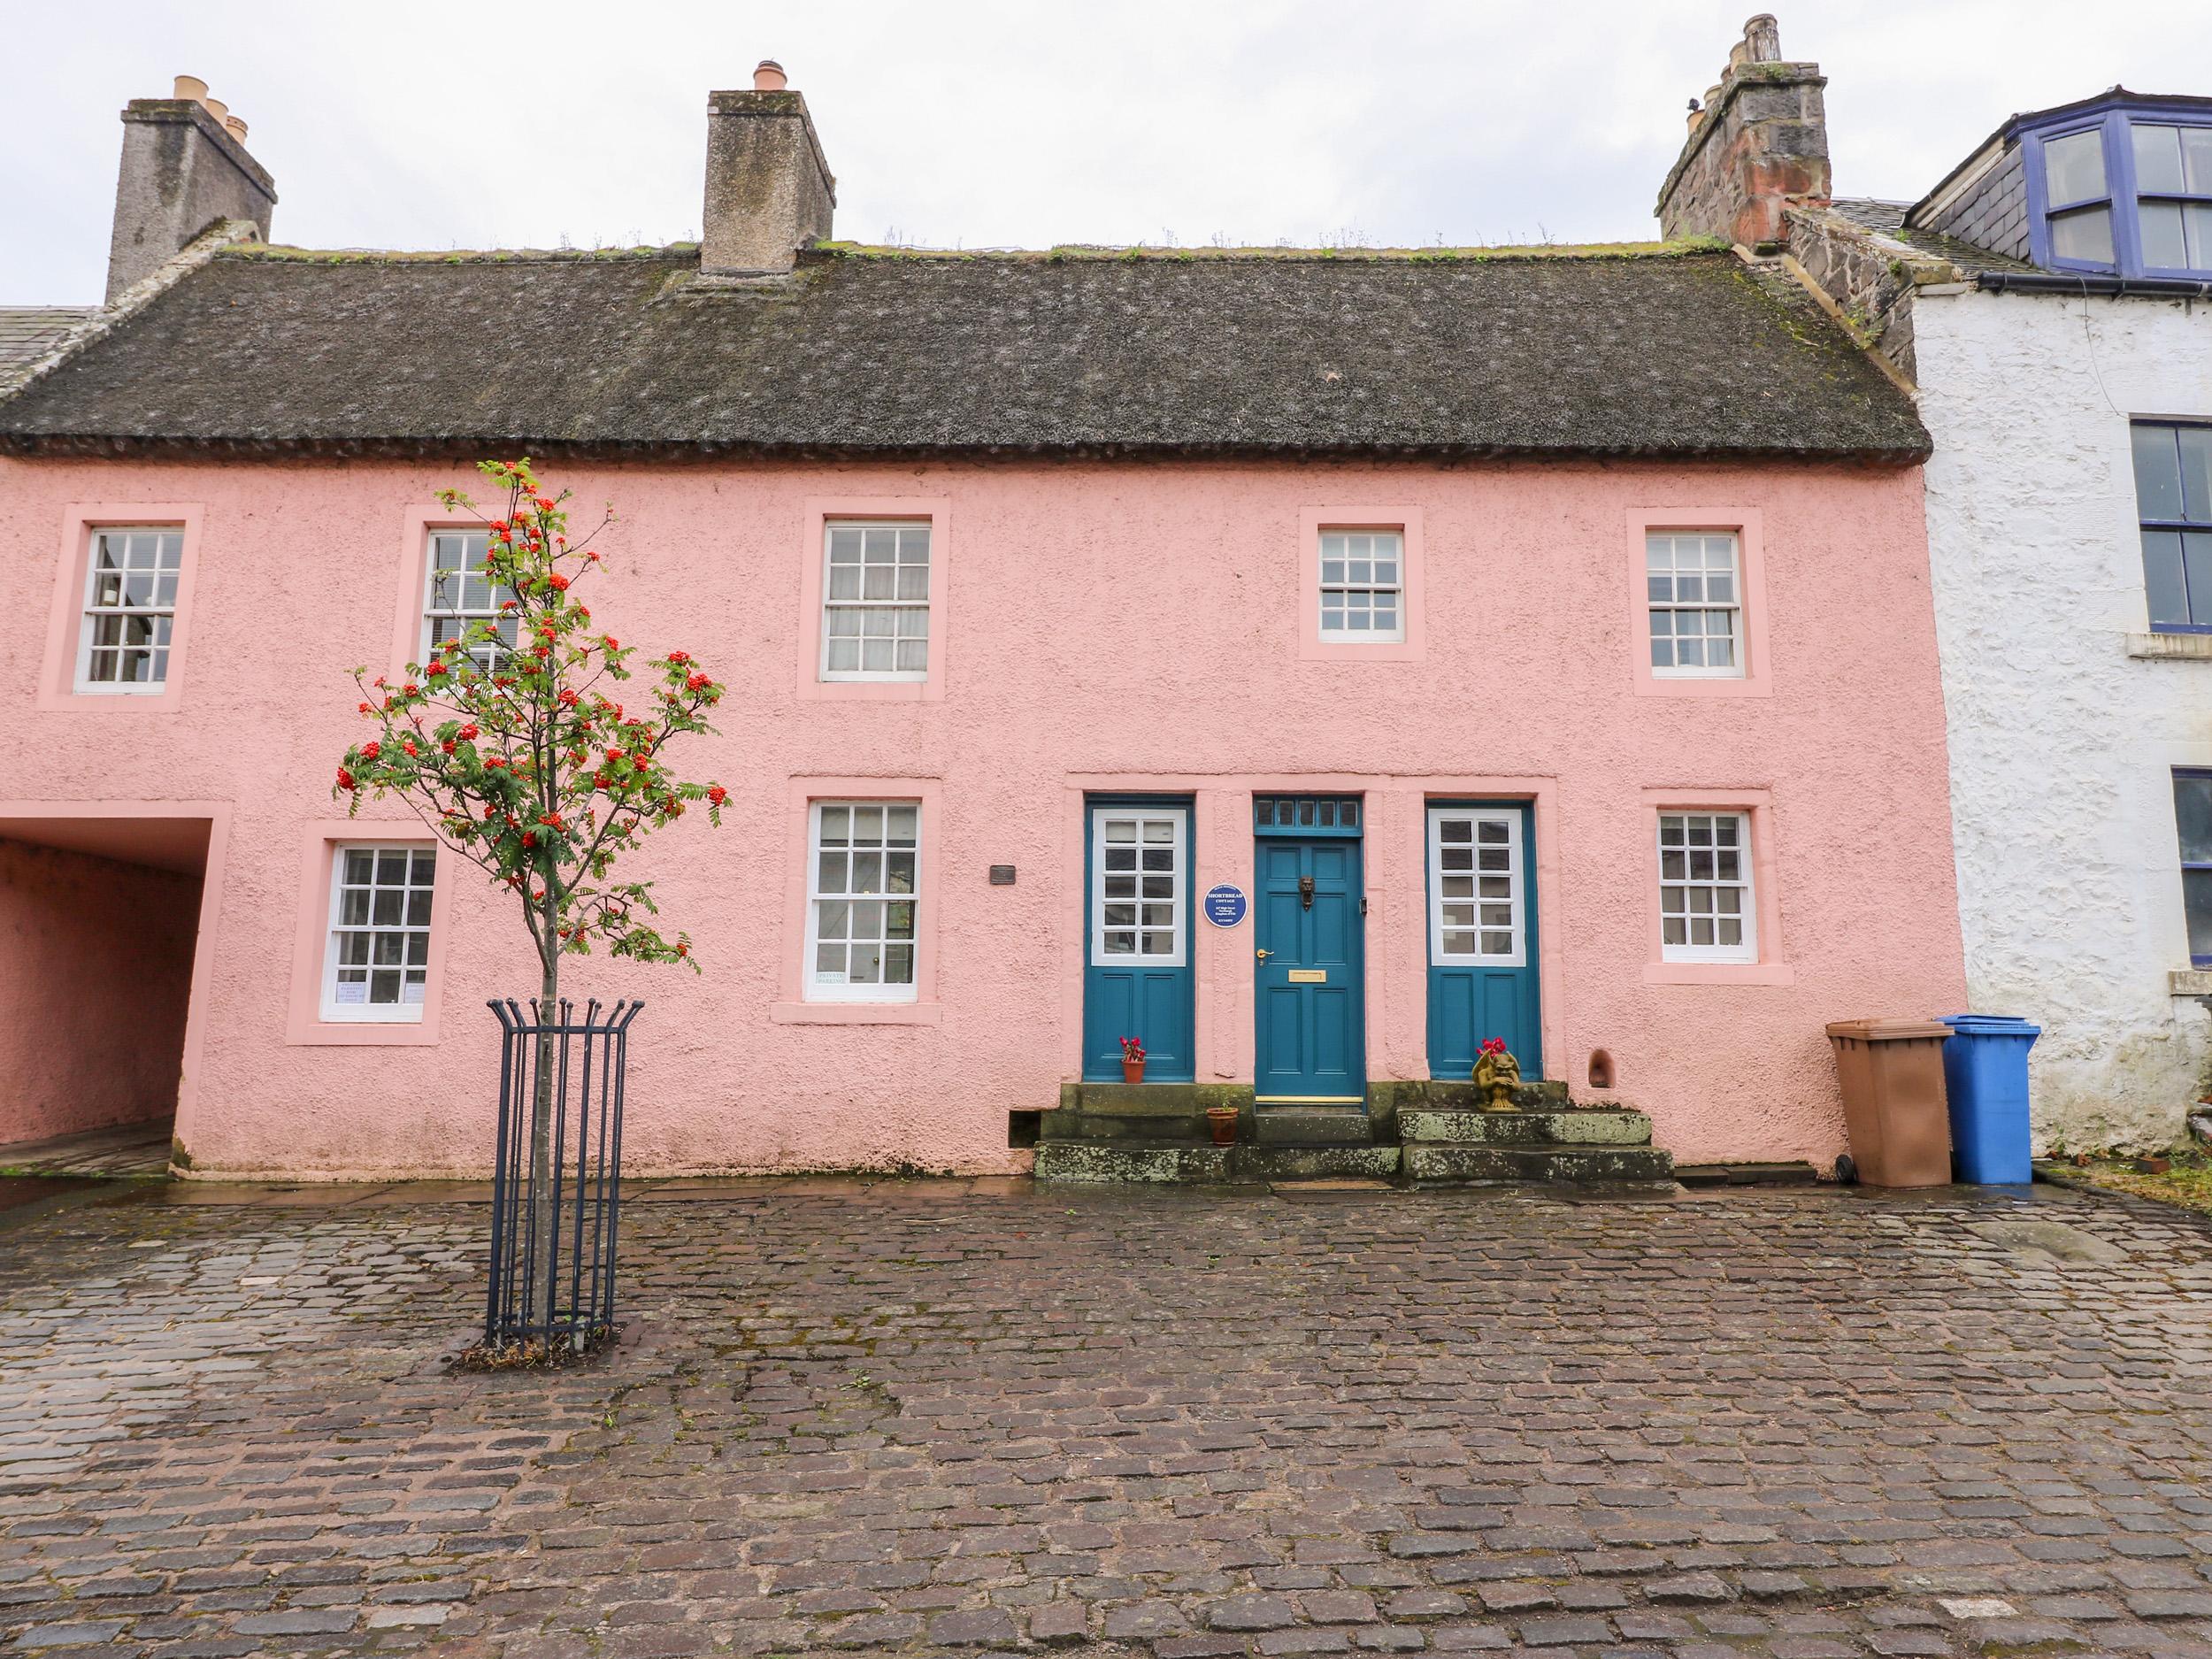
0, 817, 210, 1176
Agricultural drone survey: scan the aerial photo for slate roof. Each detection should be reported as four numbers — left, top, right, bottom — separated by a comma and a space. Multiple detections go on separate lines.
0, 308, 95, 380
0, 244, 1930, 462
1828, 199, 2039, 278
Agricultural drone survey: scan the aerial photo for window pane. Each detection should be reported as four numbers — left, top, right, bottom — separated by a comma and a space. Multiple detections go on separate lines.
2188, 868, 2212, 964
2188, 127, 2212, 194
2133, 123, 2187, 195
2179, 427, 2212, 523
2189, 204, 2212, 271
2144, 530, 2190, 626
2189, 534, 2212, 632
2140, 201, 2188, 271
2049, 205, 2113, 265
2134, 424, 2185, 521
2044, 127, 2108, 204
2176, 773, 2212, 865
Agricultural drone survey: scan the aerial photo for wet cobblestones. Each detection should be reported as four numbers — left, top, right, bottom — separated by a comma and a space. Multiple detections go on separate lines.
3, 1181, 2211, 1655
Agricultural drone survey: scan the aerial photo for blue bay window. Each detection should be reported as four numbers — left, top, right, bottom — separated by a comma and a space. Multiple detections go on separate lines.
2024, 103, 2212, 279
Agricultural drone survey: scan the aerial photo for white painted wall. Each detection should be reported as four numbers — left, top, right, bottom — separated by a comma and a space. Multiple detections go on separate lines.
1915, 286, 2212, 1149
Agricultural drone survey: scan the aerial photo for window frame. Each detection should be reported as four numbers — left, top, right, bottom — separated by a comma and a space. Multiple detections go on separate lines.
1427, 805, 1525, 968
1315, 527, 1408, 645
1644, 530, 1747, 680
72, 526, 185, 695
2130, 420, 2212, 634
319, 841, 439, 1024
2174, 769, 2212, 969
1655, 810, 1758, 966
419, 527, 518, 672
803, 799, 924, 1004
2128, 120, 2212, 277
2029, 119, 2120, 273
1088, 803, 1189, 969
818, 519, 933, 685
1296, 507, 1425, 663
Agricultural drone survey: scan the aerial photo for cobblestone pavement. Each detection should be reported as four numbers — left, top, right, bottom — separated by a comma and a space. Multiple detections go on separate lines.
4, 1180, 2212, 1658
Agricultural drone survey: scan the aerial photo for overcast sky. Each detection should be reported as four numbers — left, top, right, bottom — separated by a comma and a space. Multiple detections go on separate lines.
6, 0, 2210, 306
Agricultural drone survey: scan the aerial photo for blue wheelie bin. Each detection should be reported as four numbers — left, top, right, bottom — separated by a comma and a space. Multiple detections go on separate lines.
1939, 1015, 2040, 1183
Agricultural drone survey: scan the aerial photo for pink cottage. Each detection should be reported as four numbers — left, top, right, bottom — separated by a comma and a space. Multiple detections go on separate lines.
0, 69, 1965, 1182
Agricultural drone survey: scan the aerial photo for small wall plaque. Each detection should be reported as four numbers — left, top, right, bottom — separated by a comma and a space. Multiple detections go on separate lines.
988, 864, 1017, 886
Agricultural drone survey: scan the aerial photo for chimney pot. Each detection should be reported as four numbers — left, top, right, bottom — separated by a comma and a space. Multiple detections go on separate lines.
202, 95, 228, 124
173, 74, 208, 103
702, 70, 836, 275
1656, 19, 1828, 247
225, 114, 249, 142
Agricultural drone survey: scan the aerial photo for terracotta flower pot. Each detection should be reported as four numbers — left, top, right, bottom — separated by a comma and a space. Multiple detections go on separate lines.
1122, 1058, 1146, 1085
1206, 1104, 1239, 1146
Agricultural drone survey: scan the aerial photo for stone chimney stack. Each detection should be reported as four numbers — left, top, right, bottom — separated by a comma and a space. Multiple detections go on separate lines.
701, 61, 836, 276
1655, 16, 1829, 250
106, 76, 277, 303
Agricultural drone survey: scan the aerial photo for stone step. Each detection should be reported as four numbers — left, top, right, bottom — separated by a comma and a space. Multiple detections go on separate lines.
1253, 1106, 1372, 1147
1040, 1111, 1212, 1145
1398, 1109, 1654, 1147
1235, 1144, 1400, 1181
1379, 1078, 1571, 1113
1674, 1160, 1820, 1187
1034, 1142, 1233, 1184
1402, 1142, 1675, 1185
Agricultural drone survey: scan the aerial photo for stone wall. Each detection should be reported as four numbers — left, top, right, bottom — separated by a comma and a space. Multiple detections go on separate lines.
1784, 205, 1955, 381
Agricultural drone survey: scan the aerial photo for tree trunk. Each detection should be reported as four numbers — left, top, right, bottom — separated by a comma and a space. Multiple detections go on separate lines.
527, 902, 561, 1348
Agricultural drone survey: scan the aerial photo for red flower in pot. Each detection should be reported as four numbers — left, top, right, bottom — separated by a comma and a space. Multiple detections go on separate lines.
1119, 1035, 1147, 1086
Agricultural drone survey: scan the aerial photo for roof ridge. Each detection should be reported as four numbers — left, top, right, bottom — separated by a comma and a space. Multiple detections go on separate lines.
213, 237, 1733, 269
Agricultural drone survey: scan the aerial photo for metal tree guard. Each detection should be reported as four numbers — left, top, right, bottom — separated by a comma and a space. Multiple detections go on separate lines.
486, 998, 642, 1353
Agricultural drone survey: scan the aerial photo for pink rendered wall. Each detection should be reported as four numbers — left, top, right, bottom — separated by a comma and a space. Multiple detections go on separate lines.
0, 837, 200, 1146
0, 455, 1967, 1176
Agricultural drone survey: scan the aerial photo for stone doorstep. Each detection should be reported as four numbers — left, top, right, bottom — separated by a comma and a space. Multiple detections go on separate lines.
1253, 1106, 1373, 1147
1033, 1142, 1234, 1184
1401, 1142, 1676, 1185
1397, 1109, 1655, 1147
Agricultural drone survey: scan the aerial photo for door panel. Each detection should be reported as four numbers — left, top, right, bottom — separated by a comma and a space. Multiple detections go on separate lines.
1425, 803, 1541, 1079
1084, 803, 1194, 1080
1254, 836, 1366, 1102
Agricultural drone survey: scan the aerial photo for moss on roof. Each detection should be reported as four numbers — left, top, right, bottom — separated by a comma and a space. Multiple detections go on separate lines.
0, 243, 1927, 462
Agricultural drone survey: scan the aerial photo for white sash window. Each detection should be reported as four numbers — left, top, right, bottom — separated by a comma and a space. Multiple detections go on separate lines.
1429, 808, 1525, 966
1091, 807, 1186, 965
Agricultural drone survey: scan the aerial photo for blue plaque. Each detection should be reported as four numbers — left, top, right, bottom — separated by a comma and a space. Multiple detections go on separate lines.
1202, 884, 1248, 927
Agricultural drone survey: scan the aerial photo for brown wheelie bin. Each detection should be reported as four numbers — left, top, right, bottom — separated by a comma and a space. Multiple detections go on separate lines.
1824, 1018, 1955, 1187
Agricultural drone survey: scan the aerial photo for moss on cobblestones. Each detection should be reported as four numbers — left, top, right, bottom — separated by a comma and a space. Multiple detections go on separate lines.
2037, 1151, 2212, 1217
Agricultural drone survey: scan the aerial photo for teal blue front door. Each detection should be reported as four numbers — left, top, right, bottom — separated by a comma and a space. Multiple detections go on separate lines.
1425, 803, 1542, 1079
1083, 799, 1194, 1081
1254, 799, 1366, 1103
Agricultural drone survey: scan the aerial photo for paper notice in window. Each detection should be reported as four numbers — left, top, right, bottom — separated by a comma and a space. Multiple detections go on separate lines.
403, 980, 426, 1005
817, 970, 848, 985
335, 983, 366, 1005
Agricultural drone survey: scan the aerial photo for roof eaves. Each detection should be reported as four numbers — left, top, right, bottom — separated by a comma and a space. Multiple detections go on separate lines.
0, 431, 1933, 466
